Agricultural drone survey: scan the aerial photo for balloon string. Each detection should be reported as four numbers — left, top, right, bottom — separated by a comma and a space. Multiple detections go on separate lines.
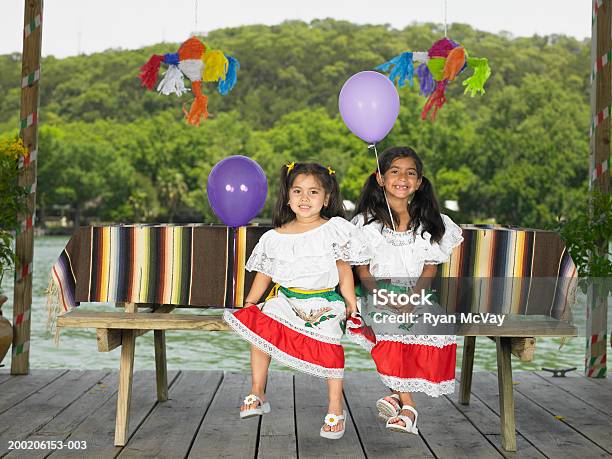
368, 143, 396, 232
443, 0, 448, 37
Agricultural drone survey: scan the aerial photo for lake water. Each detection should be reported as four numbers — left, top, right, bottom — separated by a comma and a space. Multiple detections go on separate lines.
1, 237, 607, 375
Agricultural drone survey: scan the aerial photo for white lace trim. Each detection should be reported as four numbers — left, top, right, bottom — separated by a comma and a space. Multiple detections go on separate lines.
332, 240, 371, 265
379, 375, 455, 397
345, 329, 375, 352
245, 251, 275, 277
261, 309, 343, 344
381, 227, 418, 246
376, 334, 456, 348
223, 310, 344, 379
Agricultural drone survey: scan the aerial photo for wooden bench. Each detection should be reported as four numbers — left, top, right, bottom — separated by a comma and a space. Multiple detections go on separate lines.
52, 224, 578, 451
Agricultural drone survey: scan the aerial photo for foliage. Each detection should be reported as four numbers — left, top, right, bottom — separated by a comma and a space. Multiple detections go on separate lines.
0, 137, 28, 292
559, 192, 612, 295
0, 20, 593, 230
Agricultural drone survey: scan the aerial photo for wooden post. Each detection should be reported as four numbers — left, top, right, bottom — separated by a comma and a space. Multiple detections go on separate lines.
154, 330, 168, 401
12, 0, 43, 375
496, 337, 517, 452
459, 336, 475, 405
587, 0, 610, 378
115, 302, 136, 446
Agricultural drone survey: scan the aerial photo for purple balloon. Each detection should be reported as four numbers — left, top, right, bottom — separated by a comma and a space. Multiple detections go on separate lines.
207, 156, 268, 227
338, 70, 400, 143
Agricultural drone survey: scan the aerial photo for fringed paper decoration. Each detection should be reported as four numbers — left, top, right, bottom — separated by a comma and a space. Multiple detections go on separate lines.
376, 37, 491, 121
139, 54, 164, 90
157, 65, 188, 96
203, 50, 228, 82
218, 55, 240, 95
139, 37, 240, 126
375, 52, 414, 88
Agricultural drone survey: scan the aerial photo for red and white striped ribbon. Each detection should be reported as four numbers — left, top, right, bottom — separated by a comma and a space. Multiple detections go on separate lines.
15, 262, 33, 282
18, 148, 37, 169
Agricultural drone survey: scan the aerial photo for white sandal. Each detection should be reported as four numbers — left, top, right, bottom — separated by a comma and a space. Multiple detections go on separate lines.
386, 405, 419, 434
320, 410, 347, 440
376, 394, 401, 421
240, 394, 271, 419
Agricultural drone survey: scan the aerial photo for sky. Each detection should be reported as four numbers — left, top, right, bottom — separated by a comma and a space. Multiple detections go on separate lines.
0, 0, 590, 58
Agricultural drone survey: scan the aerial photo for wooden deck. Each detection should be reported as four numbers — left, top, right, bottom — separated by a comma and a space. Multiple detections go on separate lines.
0, 369, 610, 458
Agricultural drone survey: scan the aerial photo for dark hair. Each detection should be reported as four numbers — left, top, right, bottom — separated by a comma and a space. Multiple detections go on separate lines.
353, 146, 445, 243
273, 163, 346, 227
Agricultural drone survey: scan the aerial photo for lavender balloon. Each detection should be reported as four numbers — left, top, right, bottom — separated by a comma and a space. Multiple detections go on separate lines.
338, 71, 400, 143
207, 156, 268, 227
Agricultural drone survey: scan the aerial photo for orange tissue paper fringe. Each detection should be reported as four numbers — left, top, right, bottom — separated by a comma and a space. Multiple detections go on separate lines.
184, 80, 209, 126
421, 81, 447, 121
179, 37, 206, 61
443, 47, 466, 81
139, 54, 164, 90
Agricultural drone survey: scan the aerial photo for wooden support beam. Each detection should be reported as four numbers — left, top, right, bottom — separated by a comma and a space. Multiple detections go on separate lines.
588, 0, 610, 379
95, 304, 176, 352
154, 330, 168, 402
12, 0, 43, 375
496, 337, 517, 452
487, 336, 536, 362
114, 303, 136, 446
459, 336, 476, 405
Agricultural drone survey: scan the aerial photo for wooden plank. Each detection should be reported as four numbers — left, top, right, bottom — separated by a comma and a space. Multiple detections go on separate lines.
0, 370, 109, 455
5, 371, 118, 459
496, 337, 517, 451
189, 371, 259, 458
96, 305, 177, 352
294, 373, 364, 459
470, 372, 609, 459
458, 318, 576, 337
154, 330, 168, 401
342, 372, 433, 458
460, 335, 476, 404
0, 371, 14, 385
58, 312, 231, 331
0, 369, 66, 415
411, 390, 503, 458
512, 372, 612, 454
449, 379, 546, 458
533, 371, 612, 418
257, 372, 297, 459
47, 370, 179, 459
118, 371, 222, 458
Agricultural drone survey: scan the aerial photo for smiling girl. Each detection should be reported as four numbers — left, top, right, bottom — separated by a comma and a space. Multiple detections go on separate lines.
224, 162, 370, 439
348, 147, 463, 434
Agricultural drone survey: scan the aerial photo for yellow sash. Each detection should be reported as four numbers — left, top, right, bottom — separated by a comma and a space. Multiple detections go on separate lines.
265, 284, 334, 301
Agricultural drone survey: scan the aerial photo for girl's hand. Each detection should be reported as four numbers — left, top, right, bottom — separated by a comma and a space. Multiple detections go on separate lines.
346, 304, 358, 316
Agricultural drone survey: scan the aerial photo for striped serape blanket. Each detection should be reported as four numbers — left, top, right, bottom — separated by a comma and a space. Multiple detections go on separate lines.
46, 223, 577, 332
47, 225, 268, 332
435, 225, 576, 318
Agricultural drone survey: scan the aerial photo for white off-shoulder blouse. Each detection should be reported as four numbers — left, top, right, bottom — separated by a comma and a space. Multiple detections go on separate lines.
246, 216, 371, 289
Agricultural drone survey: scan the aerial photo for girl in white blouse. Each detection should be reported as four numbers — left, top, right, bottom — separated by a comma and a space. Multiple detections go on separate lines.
348, 146, 463, 434
224, 162, 369, 439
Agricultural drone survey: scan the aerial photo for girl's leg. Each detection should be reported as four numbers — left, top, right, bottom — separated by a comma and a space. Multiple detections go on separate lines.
323, 378, 345, 432
388, 392, 417, 427
242, 344, 271, 412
